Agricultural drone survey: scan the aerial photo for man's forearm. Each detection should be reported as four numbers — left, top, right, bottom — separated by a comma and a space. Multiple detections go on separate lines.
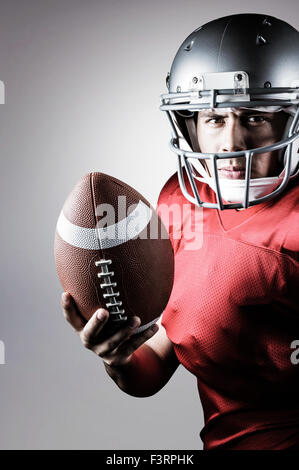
103, 344, 171, 398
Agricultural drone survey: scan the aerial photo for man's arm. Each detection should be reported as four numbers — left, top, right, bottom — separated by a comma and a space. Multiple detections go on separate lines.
62, 293, 180, 398
104, 316, 180, 397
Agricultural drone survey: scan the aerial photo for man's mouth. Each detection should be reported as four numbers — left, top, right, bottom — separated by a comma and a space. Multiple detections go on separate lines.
218, 167, 246, 179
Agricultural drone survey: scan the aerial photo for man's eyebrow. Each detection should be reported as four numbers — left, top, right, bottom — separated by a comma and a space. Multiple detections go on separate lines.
237, 109, 270, 115
198, 111, 228, 118
198, 109, 275, 118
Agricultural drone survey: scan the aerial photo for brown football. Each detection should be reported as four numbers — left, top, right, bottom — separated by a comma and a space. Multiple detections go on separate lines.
54, 172, 174, 336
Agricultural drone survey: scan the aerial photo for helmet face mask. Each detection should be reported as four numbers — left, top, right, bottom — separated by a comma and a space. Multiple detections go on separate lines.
160, 14, 299, 210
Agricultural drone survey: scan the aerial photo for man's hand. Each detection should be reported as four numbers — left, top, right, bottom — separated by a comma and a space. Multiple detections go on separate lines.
61, 292, 159, 367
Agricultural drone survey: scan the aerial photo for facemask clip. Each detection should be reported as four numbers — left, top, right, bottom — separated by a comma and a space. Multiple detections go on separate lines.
234, 72, 248, 96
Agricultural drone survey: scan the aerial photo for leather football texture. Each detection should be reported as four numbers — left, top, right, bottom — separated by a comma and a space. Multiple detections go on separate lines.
54, 172, 174, 336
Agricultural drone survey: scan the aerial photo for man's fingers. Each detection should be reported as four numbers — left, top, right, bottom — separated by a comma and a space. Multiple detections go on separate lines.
81, 308, 110, 346
89, 316, 141, 356
116, 324, 159, 357
99, 323, 159, 365
61, 292, 86, 332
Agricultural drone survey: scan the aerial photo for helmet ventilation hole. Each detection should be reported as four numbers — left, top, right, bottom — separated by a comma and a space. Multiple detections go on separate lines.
256, 34, 268, 45
262, 18, 272, 26
184, 40, 194, 52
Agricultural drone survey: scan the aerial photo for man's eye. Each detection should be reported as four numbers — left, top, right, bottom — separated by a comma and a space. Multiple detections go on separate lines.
206, 117, 224, 125
247, 115, 266, 124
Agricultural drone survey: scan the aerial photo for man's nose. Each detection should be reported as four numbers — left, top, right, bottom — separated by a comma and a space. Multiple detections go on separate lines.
220, 119, 247, 153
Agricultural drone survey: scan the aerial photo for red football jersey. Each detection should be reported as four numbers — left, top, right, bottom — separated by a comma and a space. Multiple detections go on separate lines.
157, 172, 299, 450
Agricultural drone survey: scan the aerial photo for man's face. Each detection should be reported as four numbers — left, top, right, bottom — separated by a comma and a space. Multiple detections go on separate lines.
196, 108, 289, 179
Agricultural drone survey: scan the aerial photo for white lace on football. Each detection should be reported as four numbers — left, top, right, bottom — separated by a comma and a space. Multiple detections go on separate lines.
95, 259, 127, 322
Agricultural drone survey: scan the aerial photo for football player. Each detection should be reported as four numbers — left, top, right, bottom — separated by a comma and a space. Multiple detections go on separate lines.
62, 14, 299, 449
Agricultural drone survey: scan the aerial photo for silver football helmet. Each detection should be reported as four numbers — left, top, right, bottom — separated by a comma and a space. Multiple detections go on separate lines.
160, 14, 299, 209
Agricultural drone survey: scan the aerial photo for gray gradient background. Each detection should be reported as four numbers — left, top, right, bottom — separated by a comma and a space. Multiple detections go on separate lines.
0, 0, 298, 450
